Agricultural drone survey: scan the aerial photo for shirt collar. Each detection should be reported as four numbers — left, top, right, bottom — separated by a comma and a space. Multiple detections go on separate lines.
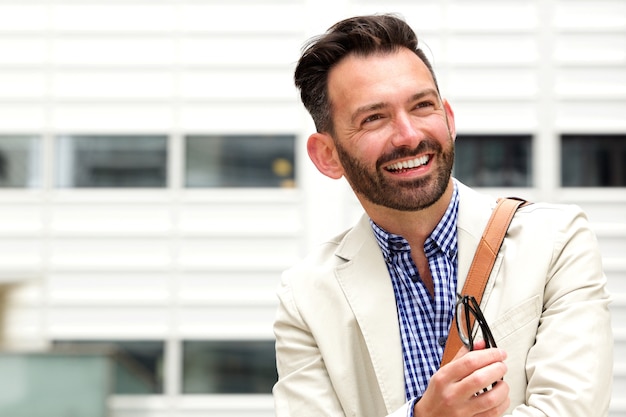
370, 182, 459, 261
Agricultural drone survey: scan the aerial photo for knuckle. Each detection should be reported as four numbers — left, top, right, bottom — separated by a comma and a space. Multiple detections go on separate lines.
429, 370, 446, 389
463, 354, 482, 371
466, 371, 483, 387
481, 391, 500, 409
501, 362, 509, 376
439, 390, 456, 409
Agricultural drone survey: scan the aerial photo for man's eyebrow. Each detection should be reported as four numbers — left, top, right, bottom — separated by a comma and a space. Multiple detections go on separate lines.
351, 102, 388, 125
409, 88, 439, 103
350, 88, 441, 125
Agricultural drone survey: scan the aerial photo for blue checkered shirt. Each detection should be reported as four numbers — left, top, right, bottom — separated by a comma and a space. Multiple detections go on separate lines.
370, 184, 459, 414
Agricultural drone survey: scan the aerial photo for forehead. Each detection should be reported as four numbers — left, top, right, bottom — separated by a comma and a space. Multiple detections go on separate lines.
327, 48, 437, 113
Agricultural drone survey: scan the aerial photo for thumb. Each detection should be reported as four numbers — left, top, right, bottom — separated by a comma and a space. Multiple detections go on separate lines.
451, 344, 470, 361
451, 339, 488, 361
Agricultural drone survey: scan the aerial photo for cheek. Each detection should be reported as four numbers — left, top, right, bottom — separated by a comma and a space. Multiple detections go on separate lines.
425, 118, 454, 143
356, 136, 388, 163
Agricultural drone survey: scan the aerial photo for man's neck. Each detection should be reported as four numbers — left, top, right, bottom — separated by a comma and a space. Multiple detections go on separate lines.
363, 179, 455, 245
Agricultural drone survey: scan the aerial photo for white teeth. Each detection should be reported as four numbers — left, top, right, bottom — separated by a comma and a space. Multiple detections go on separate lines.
387, 155, 429, 171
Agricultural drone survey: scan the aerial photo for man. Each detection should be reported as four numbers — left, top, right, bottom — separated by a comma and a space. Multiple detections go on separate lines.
273, 14, 613, 417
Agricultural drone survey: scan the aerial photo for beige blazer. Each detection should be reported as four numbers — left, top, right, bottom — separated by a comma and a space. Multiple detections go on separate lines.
273, 181, 613, 416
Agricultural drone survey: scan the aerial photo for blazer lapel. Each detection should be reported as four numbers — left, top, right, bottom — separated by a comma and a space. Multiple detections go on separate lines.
334, 215, 406, 413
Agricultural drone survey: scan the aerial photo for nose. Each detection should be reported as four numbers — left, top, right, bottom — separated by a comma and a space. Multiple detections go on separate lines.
390, 112, 422, 148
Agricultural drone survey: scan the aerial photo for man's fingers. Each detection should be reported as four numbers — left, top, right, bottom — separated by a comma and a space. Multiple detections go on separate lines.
472, 339, 487, 351
459, 360, 508, 399
444, 347, 508, 385
470, 378, 511, 417
417, 344, 509, 417
450, 339, 489, 362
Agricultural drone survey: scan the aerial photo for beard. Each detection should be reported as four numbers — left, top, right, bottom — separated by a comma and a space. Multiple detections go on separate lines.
334, 137, 454, 211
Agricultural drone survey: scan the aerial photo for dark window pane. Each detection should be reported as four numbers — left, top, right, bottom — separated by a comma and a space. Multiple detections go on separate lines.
56, 135, 167, 188
182, 340, 277, 394
454, 134, 532, 187
185, 135, 296, 188
0, 135, 41, 188
561, 134, 626, 187
53, 340, 164, 394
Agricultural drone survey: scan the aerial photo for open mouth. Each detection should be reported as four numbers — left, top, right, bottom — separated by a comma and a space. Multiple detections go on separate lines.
385, 155, 430, 173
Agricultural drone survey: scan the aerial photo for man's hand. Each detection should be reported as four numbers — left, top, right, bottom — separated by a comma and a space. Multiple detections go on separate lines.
414, 341, 510, 417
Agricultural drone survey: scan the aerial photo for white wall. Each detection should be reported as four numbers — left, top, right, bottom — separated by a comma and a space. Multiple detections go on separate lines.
0, 0, 624, 416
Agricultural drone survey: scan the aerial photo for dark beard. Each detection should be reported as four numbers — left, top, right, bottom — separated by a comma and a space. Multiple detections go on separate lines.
334, 138, 454, 211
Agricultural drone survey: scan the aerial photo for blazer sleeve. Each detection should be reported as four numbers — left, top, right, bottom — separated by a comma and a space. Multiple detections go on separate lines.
505, 205, 613, 416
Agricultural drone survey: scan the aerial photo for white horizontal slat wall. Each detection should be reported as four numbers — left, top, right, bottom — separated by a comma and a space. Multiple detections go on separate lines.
0, 1, 307, 417
0, 0, 624, 416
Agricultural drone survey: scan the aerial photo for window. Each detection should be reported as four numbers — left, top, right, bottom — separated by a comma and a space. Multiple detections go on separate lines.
0, 135, 41, 188
561, 134, 626, 187
53, 340, 164, 394
185, 135, 295, 188
0, 353, 109, 417
55, 135, 167, 188
182, 340, 277, 394
454, 134, 532, 187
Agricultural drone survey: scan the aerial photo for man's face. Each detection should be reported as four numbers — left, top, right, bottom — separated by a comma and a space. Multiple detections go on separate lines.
326, 48, 456, 211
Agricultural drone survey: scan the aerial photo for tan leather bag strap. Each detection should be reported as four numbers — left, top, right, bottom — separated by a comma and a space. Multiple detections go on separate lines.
440, 197, 526, 367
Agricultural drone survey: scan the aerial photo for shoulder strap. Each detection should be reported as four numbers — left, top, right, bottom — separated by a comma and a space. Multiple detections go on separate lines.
440, 197, 526, 366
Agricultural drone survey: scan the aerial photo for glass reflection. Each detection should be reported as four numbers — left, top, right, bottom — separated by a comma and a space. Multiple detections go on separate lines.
0, 135, 41, 188
185, 135, 295, 188
183, 340, 277, 394
454, 134, 532, 187
562, 134, 626, 187
53, 340, 164, 394
55, 135, 167, 188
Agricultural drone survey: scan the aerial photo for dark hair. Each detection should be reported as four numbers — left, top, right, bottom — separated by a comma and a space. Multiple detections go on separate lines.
294, 14, 439, 134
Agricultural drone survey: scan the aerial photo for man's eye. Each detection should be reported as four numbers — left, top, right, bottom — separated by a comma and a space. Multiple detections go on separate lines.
362, 114, 383, 124
416, 101, 434, 109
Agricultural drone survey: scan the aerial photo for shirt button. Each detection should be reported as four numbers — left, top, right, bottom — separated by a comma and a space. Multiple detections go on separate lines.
438, 336, 447, 347
392, 242, 404, 250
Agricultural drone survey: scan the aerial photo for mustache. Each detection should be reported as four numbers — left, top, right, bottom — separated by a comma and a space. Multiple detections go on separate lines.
376, 139, 443, 168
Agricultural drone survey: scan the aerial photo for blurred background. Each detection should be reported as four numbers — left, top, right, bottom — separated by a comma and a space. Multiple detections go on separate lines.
0, 0, 624, 416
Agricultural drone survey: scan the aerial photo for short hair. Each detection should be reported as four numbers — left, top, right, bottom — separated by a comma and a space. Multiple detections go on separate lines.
294, 14, 439, 134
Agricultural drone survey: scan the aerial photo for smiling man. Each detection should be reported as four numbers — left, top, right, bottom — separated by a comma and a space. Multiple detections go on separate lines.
273, 14, 612, 417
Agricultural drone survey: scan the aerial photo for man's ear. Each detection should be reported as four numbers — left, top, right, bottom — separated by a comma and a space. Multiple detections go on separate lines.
307, 132, 344, 179
443, 99, 456, 140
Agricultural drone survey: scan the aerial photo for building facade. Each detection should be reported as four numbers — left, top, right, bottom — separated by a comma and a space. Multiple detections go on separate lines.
0, 0, 624, 416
